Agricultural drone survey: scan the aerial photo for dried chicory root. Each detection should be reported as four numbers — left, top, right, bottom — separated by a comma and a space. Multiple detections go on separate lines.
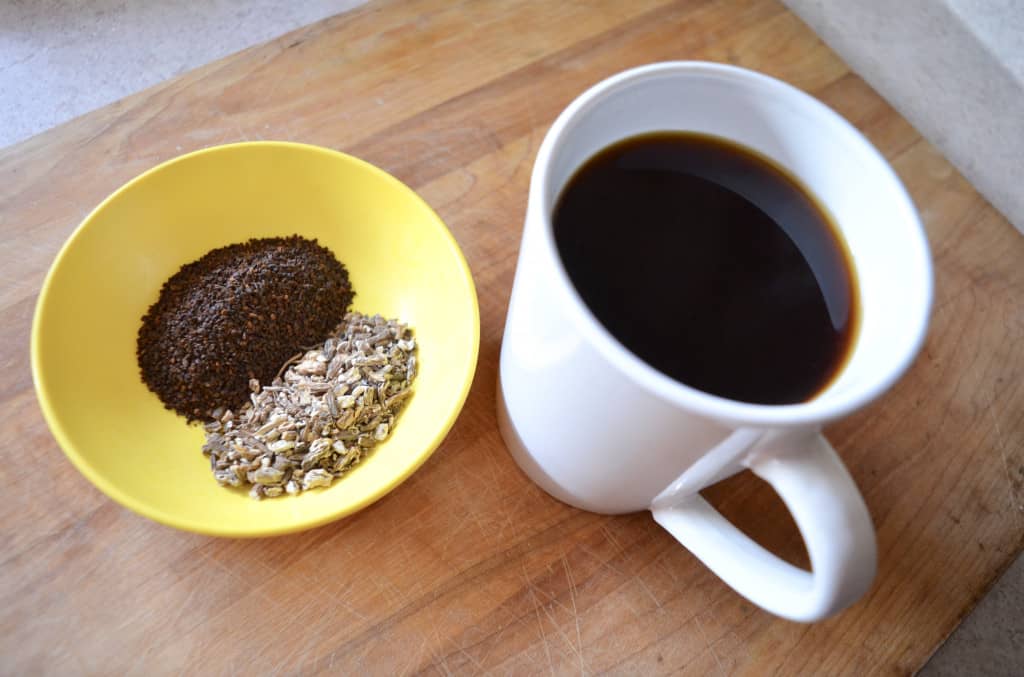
202, 312, 417, 499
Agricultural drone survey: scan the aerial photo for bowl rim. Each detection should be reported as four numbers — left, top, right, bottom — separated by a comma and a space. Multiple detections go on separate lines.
30, 141, 480, 538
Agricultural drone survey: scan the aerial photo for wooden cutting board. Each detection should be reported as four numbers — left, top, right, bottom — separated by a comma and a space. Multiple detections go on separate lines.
1, 0, 1021, 673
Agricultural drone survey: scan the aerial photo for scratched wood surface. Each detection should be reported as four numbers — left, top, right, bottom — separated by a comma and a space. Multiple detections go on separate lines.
1, 0, 1022, 674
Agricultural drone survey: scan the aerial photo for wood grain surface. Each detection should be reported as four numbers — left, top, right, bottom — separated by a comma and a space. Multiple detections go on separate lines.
2, 0, 1022, 674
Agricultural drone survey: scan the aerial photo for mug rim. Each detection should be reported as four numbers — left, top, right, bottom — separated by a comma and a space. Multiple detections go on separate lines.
529, 61, 934, 428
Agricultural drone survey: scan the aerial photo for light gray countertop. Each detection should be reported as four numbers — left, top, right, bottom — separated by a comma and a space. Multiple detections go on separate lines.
3, 1, 1021, 673
783, 0, 1023, 235
0, 0, 365, 147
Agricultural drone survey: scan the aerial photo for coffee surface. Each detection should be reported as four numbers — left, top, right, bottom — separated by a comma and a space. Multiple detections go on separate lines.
553, 132, 858, 404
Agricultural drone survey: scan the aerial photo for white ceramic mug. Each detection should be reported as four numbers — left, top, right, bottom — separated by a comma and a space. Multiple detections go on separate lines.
497, 62, 933, 622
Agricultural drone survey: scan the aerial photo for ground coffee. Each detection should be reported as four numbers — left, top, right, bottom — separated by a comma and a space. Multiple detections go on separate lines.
137, 236, 354, 421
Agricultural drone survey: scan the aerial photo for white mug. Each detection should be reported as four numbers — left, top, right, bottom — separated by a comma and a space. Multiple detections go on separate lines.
497, 62, 933, 622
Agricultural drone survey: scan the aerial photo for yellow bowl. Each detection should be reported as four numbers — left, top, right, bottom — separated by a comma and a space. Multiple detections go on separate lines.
31, 142, 479, 537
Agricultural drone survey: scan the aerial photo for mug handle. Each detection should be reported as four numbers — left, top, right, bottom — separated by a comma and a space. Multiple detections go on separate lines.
651, 433, 876, 622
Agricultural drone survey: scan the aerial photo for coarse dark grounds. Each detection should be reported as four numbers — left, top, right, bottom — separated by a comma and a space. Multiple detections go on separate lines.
137, 236, 354, 422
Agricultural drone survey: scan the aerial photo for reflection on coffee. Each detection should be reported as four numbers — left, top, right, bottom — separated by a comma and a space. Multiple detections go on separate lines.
553, 131, 859, 404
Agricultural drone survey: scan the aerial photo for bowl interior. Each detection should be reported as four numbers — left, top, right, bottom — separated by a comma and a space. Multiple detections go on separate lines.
32, 142, 479, 536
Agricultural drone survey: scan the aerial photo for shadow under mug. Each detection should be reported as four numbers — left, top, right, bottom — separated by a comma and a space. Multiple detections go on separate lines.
497, 62, 933, 622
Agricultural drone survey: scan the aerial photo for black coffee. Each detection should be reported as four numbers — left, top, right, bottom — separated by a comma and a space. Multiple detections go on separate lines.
553, 132, 858, 405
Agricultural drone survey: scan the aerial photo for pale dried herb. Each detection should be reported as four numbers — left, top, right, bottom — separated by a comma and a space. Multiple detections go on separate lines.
202, 312, 417, 499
